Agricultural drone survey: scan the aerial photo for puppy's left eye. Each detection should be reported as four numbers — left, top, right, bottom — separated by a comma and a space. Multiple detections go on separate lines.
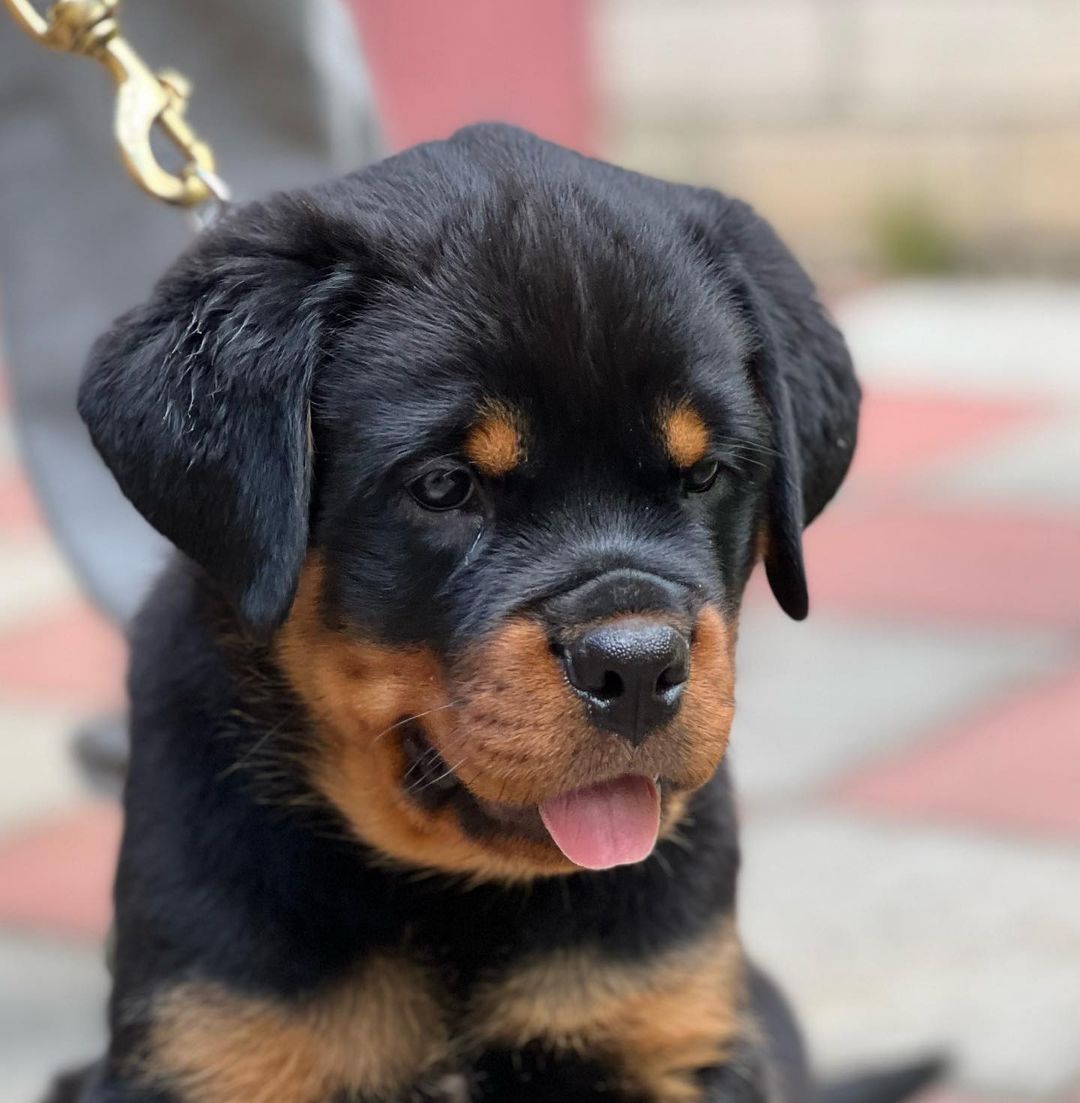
683, 458, 720, 493
409, 465, 477, 511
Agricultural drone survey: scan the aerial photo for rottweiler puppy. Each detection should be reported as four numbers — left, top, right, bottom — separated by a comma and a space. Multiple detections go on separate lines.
62, 123, 868, 1102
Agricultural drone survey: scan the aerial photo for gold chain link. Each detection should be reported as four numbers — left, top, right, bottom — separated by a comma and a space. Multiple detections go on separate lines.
3, 0, 227, 208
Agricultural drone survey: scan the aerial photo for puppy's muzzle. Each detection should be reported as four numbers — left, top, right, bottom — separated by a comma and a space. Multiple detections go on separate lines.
544, 569, 695, 746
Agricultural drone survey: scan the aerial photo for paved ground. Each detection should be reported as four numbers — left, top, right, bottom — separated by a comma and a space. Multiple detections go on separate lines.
0, 280, 1077, 1102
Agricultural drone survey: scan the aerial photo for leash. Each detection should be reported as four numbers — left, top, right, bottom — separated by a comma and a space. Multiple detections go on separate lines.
3, 0, 230, 228
3, 0, 235, 972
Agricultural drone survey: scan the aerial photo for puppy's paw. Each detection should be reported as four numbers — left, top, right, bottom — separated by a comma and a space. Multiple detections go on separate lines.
413, 1071, 471, 1103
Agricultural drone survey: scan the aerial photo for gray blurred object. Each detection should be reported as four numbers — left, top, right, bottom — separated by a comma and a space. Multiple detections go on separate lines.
0, 0, 383, 624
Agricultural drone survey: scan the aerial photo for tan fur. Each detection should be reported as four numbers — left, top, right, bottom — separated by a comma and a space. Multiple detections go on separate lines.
468, 921, 745, 1102
464, 406, 522, 476
278, 560, 736, 882
277, 560, 558, 880
673, 605, 737, 783
140, 957, 448, 1103
663, 405, 710, 469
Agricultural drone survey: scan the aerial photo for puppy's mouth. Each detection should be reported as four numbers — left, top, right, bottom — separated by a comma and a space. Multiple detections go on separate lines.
399, 722, 661, 870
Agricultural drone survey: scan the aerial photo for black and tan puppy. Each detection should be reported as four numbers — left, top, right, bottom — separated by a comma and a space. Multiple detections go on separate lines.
62, 123, 871, 1102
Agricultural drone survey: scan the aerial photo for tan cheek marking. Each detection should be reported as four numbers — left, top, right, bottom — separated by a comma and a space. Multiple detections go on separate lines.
664, 405, 710, 469
451, 617, 597, 806
138, 958, 448, 1103
467, 921, 745, 1102
464, 409, 522, 476
670, 604, 738, 792
276, 560, 569, 881
276, 558, 447, 759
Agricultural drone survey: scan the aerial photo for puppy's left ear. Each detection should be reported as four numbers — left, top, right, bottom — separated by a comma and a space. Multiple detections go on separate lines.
682, 191, 860, 620
79, 212, 337, 633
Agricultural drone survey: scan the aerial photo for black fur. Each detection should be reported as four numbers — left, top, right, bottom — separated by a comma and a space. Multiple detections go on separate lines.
68, 125, 866, 1102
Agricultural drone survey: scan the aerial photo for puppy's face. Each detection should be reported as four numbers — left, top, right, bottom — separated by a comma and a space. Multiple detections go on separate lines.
284, 220, 765, 878
80, 127, 858, 880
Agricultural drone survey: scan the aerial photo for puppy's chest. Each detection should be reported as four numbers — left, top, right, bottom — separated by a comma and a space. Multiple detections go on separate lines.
140, 925, 743, 1103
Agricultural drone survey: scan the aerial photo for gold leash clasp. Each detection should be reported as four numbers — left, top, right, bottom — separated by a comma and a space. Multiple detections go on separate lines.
3, 0, 225, 208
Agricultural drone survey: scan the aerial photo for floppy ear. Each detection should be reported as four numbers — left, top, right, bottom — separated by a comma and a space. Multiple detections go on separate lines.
78, 218, 333, 633
683, 192, 860, 620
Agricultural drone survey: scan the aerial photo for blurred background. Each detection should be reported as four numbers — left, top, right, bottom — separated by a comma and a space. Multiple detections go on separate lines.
0, 1, 1077, 1100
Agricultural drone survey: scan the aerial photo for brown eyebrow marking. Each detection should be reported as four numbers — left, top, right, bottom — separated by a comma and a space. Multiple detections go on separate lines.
662, 405, 710, 468
464, 405, 523, 477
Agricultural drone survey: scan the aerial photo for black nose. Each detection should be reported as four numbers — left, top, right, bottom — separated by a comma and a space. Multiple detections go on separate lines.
561, 620, 690, 745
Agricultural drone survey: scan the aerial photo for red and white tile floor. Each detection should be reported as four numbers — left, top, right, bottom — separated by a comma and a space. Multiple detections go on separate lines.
0, 281, 1077, 1101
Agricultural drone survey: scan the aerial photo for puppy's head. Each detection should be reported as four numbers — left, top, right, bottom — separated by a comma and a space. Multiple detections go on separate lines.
80, 126, 858, 880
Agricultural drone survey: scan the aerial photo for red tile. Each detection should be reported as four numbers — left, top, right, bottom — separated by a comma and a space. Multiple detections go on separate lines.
836, 665, 1080, 841
850, 390, 1041, 485
0, 601, 126, 709
0, 470, 47, 533
801, 507, 1080, 628
0, 802, 120, 940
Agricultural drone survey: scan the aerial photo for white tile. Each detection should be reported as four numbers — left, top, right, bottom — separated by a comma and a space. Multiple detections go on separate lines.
0, 704, 84, 832
740, 811, 1080, 1093
0, 538, 78, 632
836, 282, 1080, 401
927, 405, 1080, 511
0, 932, 107, 1103
729, 605, 1070, 802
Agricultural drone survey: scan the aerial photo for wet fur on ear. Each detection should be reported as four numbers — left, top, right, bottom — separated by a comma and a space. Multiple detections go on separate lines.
680, 193, 860, 619
78, 211, 338, 633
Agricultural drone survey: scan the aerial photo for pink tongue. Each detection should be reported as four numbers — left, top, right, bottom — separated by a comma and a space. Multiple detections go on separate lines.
540, 776, 660, 870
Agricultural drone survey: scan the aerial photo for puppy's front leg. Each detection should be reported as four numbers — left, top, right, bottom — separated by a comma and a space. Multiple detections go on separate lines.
94, 956, 450, 1103
697, 1050, 773, 1103
470, 1036, 777, 1103
41, 1062, 168, 1103
467, 921, 767, 1102
697, 964, 814, 1103
470, 1042, 650, 1102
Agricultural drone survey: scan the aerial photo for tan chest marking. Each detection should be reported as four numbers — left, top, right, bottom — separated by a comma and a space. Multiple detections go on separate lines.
138, 956, 448, 1103
276, 561, 564, 881
467, 921, 744, 1102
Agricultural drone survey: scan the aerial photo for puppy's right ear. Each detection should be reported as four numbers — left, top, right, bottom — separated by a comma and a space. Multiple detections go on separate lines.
79, 215, 337, 633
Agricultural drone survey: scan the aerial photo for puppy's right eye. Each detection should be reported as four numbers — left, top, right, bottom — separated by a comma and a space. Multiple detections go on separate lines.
683, 457, 720, 494
408, 465, 477, 511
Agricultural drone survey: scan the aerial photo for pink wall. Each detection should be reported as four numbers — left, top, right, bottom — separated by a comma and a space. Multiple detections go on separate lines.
349, 0, 595, 154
